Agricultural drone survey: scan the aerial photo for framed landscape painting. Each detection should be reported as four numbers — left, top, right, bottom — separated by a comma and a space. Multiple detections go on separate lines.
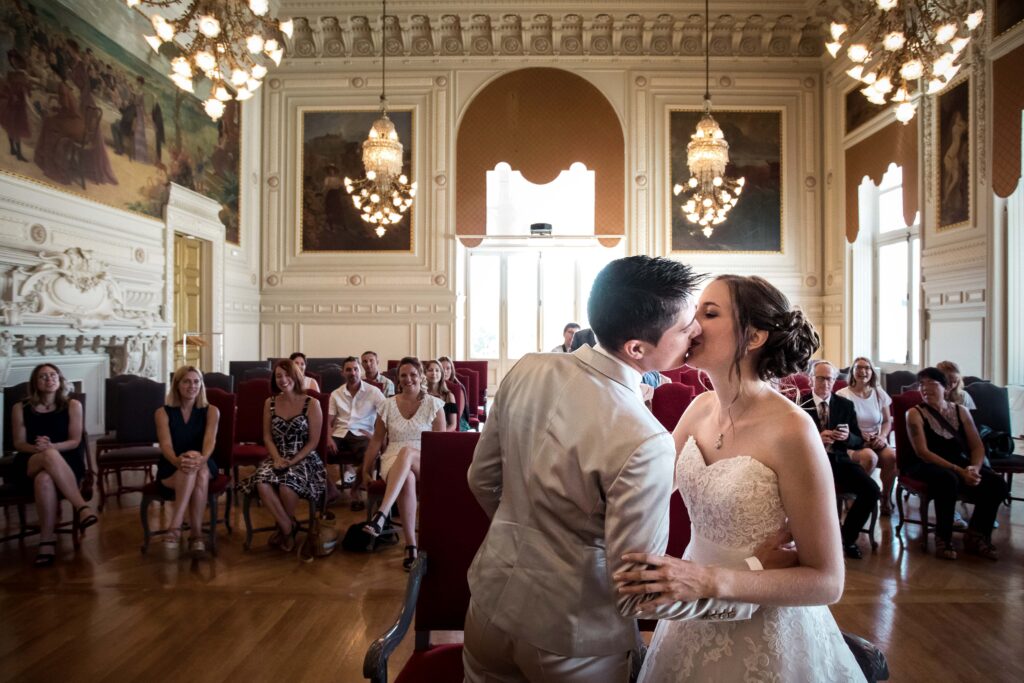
669, 108, 782, 252
0, 0, 241, 244
300, 109, 414, 252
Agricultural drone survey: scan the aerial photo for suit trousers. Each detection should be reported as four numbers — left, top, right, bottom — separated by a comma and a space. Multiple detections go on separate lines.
463, 599, 633, 683
833, 455, 880, 546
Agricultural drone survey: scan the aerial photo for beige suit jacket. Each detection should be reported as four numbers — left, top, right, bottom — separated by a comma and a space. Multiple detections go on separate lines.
467, 346, 756, 658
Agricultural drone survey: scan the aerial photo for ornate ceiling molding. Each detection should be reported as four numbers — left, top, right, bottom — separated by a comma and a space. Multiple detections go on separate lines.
282, 10, 827, 60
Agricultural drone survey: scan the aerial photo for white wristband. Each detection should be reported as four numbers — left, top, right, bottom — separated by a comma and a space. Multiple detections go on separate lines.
745, 556, 763, 571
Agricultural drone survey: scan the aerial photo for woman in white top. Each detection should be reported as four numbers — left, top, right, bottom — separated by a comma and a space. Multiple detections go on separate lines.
289, 352, 321, 392
362, 356, 445, 570
837, 357, 896, 514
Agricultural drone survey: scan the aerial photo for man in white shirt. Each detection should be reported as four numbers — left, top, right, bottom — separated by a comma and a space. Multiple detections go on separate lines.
360, 350, 396, 397
550, 322, 580, 353
327, 357, 386, 511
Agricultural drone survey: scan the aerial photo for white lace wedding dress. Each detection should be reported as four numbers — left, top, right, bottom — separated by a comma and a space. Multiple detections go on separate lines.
638, 436, 866, 683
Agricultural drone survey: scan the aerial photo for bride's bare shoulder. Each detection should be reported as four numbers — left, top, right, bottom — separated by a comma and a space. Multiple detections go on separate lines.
758, 392, 825, 468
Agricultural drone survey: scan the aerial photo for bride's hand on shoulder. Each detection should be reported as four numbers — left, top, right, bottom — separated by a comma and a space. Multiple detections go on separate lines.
613, 553, 717, 606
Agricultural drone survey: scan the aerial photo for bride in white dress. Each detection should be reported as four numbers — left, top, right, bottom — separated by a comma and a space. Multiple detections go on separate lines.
617, 275, 866, 682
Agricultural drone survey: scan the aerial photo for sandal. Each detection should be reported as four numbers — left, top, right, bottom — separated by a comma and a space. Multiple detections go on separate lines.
964, 532, 999, 561
188, 537, 207, 558
163, 528, 182, 560
363, 511, 386, 538
403, 545, 418, 571
279, 520, 299, 553
934, 538, 958, 561
75, 505, 98, 532
34, 540, 57, 568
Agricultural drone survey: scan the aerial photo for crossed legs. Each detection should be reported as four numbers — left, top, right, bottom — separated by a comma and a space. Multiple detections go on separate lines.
162, 466, 210, 543
371, 446, 421, 548
27, 449, 88, 543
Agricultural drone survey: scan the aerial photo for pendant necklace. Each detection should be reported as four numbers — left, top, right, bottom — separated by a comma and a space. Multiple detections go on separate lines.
714, 384, 766, 449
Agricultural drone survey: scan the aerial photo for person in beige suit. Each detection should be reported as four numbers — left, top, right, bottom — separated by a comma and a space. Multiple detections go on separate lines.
464, 257, 787, 682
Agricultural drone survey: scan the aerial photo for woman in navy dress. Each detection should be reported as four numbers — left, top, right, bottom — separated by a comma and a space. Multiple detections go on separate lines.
11, 363, 96, 567
154, 366, 219, 559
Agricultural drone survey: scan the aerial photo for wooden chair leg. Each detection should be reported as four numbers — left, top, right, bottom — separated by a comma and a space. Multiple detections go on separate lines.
207, 494, 218, 555
224, 487, 233, 535
140, 494, 154, 553
96, 466, 107, 512
895, 484, 906, 544
920, 494, 931, 553
242, 490, 254, 550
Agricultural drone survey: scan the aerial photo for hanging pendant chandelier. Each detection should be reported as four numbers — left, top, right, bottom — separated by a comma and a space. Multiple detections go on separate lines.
344, 0, 416, 238
673, 0, 744, 239
126, 0, 292, 120
825, 0, 984, 124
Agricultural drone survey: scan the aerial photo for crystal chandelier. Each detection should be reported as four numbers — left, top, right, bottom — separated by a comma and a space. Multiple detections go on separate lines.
825, 0, 984, 124
126, 0, 293, 120
344, 0, 416, 238
672, 0, 744, 239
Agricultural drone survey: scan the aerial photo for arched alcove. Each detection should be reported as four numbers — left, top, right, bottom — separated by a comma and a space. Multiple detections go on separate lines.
455, 68, 625, 244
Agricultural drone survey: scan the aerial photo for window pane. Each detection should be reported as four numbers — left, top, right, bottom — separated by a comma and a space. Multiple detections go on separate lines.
469, 254, 500, 359
878, 188, 905, 234
507, 252, 539, 359
541, 252, 577, 351
910, 237, 921, 365
878, 241, 909, 364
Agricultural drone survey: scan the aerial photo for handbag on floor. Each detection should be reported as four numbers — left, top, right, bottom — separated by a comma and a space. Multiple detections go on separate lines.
298, 508, 338, 562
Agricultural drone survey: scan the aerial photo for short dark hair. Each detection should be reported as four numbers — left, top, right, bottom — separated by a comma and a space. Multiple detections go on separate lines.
587, 256, 703, 350
569, 327, 597, 351
917, 367, 947, 388
361, 351, 378, 359
563, 322, 580, 333
341, 356, 360, 369
288, 352, 306, 362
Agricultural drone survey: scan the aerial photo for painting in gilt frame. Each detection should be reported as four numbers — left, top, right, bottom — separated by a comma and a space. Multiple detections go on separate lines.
936, 78, 970, 230
669, 109, 782, 252
845, 86, 888, 135
0, 0, 241, 244
300, 109, 414, 252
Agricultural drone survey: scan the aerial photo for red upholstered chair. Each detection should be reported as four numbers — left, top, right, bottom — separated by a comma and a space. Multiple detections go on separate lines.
95, 376, 165, 510
778, 373, 811, 403
139, 388, 235, 554
891, 390, 940, 551
445, 380, 466, 431
674, 365, 713, 394
241, 388, 329, 550
652, 383, 697, 432
364, 431, 485, 683
454, 361, 489, 422
387, 360, 400, 371
833, 379, 849, 392
455, 369, 479, 430
229, 378, 272, 487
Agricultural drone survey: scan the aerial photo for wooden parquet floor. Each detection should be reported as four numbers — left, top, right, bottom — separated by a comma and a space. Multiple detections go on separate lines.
1, 474, 1022, 683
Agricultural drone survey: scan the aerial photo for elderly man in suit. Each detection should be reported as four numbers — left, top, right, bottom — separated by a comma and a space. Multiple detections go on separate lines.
801, 360, 880, 560
464, 257, 784, 683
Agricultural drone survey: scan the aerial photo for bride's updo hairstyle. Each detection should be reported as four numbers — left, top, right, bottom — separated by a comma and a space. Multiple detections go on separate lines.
715, 275, 820, 382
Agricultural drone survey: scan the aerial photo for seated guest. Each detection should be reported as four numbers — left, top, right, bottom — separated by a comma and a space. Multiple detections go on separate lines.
423, 360, 459, 431
326, 356, 384, 511
936, 360, 976, 410
551, 322, 580, 353
237, 359, 326, 552
801, 360, 879, 559
569, 327, 597, 351
905, 367, 1007, 560
10, 363, 96, 567
154, 366, 220, 558
289, 352, 321, 392
361, 350, 395, 397
362, 357, 445, 570
438, 355, 470, 431
640, 369, 670, 404
837, 356, 897, 515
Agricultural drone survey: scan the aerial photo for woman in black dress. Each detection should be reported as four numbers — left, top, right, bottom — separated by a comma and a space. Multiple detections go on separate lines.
905, 367, 1008, 560
238, 359, 326, 552
11, 363, 96, 567
423, 360, 458, 431
154, 366, 219, 559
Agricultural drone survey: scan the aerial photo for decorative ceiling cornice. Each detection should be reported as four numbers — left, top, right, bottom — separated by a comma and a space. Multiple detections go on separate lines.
278, 3, 828, 60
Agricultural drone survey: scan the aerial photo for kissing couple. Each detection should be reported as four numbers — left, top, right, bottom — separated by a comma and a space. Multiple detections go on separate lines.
463, 256, 866, 682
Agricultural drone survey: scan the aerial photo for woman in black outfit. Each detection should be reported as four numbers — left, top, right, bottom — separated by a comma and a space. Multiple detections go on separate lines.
905, 367, 1007, 560
10, 363, 96, 567
154, 366, 219, 559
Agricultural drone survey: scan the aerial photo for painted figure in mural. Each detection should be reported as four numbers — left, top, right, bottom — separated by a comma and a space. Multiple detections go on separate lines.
942, 109, 968, 219
151, 100, 164, 164
131, 75, 148, 164
0, 49, 32, 161
33, 69, 82, 185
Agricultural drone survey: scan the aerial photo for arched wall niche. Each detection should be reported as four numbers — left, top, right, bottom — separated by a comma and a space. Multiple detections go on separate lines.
455, 67, 625, 243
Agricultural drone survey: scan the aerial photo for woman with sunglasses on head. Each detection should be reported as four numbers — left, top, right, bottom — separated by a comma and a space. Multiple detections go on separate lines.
837, 357, 897, 514
11, 363, 96, 567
